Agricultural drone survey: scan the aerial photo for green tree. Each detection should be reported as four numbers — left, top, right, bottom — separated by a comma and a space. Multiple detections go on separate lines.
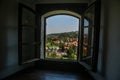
67, 47, 73, 57
59, 43, 64, 52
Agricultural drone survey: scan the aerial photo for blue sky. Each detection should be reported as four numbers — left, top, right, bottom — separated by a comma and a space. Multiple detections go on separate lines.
46, 15, 88, 34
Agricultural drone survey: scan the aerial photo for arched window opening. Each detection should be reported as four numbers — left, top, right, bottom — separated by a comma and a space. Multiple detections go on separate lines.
45, 15, 79, 60
18, 2, 100, 72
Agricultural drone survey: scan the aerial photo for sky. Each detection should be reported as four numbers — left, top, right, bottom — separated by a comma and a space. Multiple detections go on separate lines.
46, 15, 88, 34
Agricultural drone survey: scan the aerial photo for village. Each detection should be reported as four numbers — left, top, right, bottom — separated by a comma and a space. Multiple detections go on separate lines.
45, 31, 88, 60
45, 31, 81, 60
46, 36, 78, 60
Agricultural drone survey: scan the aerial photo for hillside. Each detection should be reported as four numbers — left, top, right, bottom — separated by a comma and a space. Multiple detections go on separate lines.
47, 31, 78, 38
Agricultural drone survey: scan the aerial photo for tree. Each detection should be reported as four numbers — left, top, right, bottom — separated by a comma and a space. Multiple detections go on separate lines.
67, 47, 73, 57
59, 43, 64, 52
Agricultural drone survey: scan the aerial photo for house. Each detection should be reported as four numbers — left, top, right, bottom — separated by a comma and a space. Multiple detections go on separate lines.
0, 0, 120, 80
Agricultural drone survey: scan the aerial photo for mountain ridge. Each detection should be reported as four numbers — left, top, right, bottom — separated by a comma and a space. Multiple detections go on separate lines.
47, 31, 78, 38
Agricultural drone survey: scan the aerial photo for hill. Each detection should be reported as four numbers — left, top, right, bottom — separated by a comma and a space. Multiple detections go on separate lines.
47, 31, 78, 38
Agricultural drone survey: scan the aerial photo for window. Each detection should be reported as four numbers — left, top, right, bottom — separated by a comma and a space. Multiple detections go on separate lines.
45, 15, 79, 60
18, 3, 100, 72
80, 2, 100, 71
18, 3, 40, 64
81, 18, 93, 66
38, 2, 100, 71
40, 10, 81, 61
82, 19, 89, 58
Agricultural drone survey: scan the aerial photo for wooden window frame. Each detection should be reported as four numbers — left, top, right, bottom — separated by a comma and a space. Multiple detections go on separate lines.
18, 3, 40, 65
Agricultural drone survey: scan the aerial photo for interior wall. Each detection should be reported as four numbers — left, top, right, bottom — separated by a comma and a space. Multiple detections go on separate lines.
105, 0, 120, 80
98, 0, 120, 80
97, 0, 106, 75
0, 0, 34, 79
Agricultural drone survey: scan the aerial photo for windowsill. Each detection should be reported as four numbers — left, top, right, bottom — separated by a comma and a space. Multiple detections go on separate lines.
78, 62, 104, 80
40, 58, 78, 63
88, 71, 105, 80
78, 61, 92, 70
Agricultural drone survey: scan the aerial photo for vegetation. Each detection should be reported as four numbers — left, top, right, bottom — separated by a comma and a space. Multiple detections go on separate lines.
45, 31, 78, 60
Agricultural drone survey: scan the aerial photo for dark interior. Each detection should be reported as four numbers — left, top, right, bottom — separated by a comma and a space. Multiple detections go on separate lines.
0, 0, 120, 80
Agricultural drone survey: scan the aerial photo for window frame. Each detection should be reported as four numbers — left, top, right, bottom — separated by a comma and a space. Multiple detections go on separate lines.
18, 3, 40, 65
79, 1, 101, 71
35, 3, 100, 72
40, 12, 81, 62
18, 2, 100, 72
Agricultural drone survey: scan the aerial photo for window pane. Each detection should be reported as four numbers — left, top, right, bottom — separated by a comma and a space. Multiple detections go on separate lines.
82, 46, 88, 57
22, 27, 35, 43
82, 4, 95, 66
45, 15, 79, 60
84, 19, 89, 26
83, 28, 88, 46
22, 45, 35, 62
22, 8, 35, 25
